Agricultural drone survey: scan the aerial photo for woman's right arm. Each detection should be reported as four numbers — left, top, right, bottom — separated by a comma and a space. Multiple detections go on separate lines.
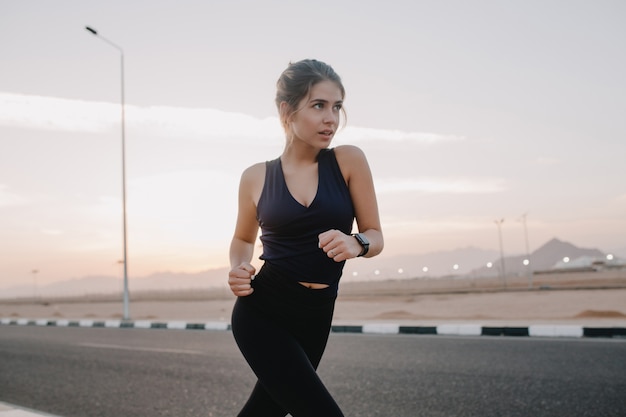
228, 164, 264, 296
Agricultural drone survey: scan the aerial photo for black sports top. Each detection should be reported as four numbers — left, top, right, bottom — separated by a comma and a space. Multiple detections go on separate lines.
257, 148, 355, 287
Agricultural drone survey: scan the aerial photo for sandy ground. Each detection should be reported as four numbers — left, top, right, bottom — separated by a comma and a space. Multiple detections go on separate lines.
2, 272, 626, 327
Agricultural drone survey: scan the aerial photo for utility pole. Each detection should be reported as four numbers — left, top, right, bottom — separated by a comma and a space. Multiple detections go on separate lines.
494, 218, 506, 288
518, 212, 533, 288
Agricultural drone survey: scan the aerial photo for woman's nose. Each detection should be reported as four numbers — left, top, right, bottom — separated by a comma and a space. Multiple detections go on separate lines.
323, 109, 337, 124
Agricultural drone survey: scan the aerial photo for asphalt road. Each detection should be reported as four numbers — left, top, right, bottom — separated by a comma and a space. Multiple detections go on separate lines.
1, 326, 625, 417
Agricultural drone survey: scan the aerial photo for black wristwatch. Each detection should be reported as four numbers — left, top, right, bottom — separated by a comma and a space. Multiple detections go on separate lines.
352, 233, 370, 257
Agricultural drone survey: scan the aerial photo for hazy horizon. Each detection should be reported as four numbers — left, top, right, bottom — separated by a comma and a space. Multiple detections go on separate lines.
3, 236, 621, 299
1, 1, 625, 289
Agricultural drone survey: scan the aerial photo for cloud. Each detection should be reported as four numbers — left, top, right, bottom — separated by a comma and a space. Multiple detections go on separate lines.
0, 184, 27, 207
338, 126, 464, 145
375, 177, 507, 194
124, 170, 239, 244
0, 93, 116, 133
129, 105, 281, 142
0, 92, 460, 145
127, 169, 237, 219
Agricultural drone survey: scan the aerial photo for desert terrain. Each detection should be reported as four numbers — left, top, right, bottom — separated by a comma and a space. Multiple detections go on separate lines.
1, 270, 625, 327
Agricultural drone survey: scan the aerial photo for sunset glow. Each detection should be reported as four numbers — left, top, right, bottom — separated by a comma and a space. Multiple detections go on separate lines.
1, 1, 625, 290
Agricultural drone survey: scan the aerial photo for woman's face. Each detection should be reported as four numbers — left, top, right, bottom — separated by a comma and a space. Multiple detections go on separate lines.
287, 80, 343, 149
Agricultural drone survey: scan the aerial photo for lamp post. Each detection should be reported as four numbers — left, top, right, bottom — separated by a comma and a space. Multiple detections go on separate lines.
85, 26, 130, 320
31, 269, 39, 299
494, 218, 506, 288
518, 212, 533, 289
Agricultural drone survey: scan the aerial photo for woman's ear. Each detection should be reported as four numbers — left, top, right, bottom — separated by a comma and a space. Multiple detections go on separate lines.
279, 101, 290, 129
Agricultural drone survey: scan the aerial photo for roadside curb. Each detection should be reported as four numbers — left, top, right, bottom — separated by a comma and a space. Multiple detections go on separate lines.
333, 323, 626, 338
0, 317, 231, 331
2, 317, 626, 338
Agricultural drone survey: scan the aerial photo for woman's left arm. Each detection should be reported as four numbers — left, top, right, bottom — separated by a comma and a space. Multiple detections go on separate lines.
319, 145, 383, 260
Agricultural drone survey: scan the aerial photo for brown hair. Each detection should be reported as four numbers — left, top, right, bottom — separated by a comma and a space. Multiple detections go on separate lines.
275, 59, 346, 129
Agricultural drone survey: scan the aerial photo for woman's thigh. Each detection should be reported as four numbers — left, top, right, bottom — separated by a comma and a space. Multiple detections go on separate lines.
232, 297, 343, 416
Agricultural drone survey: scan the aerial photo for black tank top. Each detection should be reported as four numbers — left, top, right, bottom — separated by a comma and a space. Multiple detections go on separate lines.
257, 148, 355, 286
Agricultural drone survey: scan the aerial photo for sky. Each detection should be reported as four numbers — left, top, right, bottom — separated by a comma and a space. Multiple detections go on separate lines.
1, 0, 625, 289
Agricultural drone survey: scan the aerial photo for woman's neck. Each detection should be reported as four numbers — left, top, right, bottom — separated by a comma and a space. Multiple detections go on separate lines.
281, 142, 321, 165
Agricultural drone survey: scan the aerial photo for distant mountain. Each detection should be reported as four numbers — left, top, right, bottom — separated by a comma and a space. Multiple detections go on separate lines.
1, 275, 119, 299
529, 238, 605, 270
1, 267, 230, 299
470, 237, 608, 277
1, 238, 619, 299
342, 246, 500, 280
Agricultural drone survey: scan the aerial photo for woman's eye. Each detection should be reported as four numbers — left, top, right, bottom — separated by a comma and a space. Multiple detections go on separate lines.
313, 103, 324, 109
333, 104, 342, 111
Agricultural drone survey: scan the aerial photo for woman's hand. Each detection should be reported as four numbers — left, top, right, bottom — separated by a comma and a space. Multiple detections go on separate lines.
318, 229, 362, 262
228, 262, 256, 297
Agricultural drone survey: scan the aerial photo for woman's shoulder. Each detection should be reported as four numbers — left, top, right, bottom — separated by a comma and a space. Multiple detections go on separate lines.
239, 162, 267, 205
333, 145, 367, 166
240, 162, 266, 185
331, 145, 369, 183
243, 161, 266, 173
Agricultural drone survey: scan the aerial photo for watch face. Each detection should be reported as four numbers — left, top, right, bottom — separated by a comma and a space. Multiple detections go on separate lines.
354, 233, 370, 257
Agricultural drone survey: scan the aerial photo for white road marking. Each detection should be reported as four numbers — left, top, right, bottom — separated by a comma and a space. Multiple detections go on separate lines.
79, 342, 205, 355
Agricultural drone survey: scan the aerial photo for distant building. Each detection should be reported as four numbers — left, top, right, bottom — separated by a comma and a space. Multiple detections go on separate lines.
551, 254, 626, 272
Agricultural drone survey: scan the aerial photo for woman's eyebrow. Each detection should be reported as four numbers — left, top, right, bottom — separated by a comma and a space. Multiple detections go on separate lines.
310, 98, 343, 105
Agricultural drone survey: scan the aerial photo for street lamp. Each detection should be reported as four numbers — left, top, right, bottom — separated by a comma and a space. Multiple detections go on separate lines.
518, 212, 533, 288
31, 269, 39, 299
494, 218, 506, 288
85, 26, 130, 320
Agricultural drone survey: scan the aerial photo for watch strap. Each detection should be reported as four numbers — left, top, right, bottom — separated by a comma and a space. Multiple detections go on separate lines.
352, 233, 370, 257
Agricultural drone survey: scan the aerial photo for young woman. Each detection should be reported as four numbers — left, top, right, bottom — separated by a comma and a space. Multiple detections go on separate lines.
228, 59, 383, 417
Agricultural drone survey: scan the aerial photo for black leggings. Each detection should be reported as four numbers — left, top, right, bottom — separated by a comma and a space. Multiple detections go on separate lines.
231, 264, 344, 417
